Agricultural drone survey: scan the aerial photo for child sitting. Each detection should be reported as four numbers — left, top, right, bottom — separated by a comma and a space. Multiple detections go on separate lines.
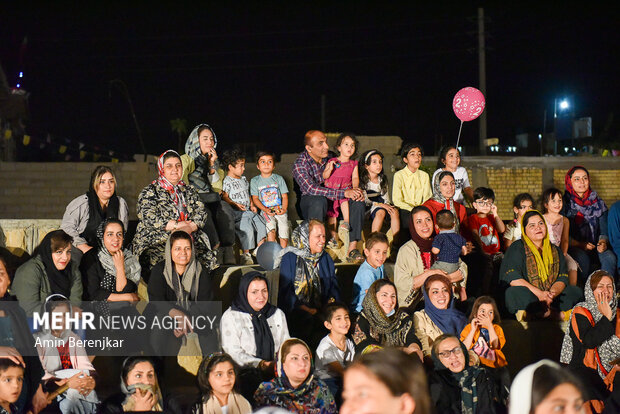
359, 149, 400, 240
542, 188, 579, 286
392, 142, 432, 236
250, 151, 290, 248
322, 133, 359, 248
431, 210, 468, 300
0, 359, 23, 414
460, 296, 509, 388
316, 302, 355, 402
468, 187, 506, 294
222, 150, 267, 265
191, 352, 252, 414
351, 232, 389, 313
503, 192, 534, 249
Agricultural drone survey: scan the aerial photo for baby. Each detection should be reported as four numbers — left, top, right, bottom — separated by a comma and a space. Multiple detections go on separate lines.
431, 210, 468, 299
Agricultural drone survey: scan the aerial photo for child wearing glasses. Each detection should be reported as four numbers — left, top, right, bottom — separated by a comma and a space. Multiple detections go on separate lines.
468, 187, 505, 294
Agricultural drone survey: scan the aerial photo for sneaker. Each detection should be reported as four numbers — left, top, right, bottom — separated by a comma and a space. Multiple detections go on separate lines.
326, 238, 339, 250
241, 252, 254, 265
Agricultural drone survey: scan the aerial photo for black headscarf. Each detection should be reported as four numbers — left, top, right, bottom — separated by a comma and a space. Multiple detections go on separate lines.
34, 230, 73, 298
81, 183, 120, 247
231, 271, 277, 361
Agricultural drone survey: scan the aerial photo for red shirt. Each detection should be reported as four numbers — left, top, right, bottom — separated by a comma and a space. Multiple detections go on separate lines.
422, 199, 470, 237
468, 214, 501, 255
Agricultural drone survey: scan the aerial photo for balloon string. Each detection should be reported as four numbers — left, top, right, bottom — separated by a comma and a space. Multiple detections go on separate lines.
456, 120, 464, 148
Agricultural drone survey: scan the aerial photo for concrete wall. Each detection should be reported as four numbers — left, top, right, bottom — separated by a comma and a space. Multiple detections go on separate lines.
1, 153, 619, 222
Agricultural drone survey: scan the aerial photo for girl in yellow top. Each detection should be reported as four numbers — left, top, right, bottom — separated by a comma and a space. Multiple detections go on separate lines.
460, 296, 507, 369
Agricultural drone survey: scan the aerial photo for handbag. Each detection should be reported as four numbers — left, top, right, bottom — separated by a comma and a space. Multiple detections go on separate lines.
177, 332, 203, 375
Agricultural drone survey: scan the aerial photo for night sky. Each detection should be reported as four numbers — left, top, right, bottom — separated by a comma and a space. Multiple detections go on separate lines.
1, 2, 619, 159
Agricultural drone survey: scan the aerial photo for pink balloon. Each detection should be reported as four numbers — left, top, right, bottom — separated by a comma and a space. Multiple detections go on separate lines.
452, 87, 486, 122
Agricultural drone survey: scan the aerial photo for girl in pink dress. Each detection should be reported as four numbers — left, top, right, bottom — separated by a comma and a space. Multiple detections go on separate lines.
542, 187, 579, 285
322, 133, 359, 246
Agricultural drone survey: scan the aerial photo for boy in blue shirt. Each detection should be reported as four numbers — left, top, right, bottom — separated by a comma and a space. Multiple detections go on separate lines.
250, 151, 290, 248
351, 232, 389, 313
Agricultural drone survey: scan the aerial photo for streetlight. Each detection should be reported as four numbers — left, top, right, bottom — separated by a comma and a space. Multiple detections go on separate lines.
559, 100, 569, 110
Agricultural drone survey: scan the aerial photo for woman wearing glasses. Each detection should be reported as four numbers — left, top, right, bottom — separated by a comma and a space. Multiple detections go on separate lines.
429, 334, 507, 414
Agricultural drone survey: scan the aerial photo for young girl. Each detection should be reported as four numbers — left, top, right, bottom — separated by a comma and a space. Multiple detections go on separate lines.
432, 145, 473, 205
359, 149, 400, 239
460, 296, 507, 370
503, 192, 534, 249
542, 188, 579, 286
191, 353, 252, 414
323, 133, 359, 246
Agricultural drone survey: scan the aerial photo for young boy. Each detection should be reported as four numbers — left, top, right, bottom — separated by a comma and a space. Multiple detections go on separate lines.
250, 151, 290, 248
315, 302, 355, 402
469, 187, 506, 294
221, 150, 267, 265
392, 143, 432, 237
0, 359, 24, 414
431, 210, 468, 300
351, 232, 389, 313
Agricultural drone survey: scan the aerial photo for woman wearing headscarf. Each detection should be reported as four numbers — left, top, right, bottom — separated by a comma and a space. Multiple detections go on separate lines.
221, 271, 290, 400
79, 219, 140, 302
414, 274, 468, 357
132, 150, 217, 276
563, 166, 617, 279
12, 230, 82, 316
428, 334, 507, 414
509, 360, 585, 414
61, 165, 129, 262
395, 206, 467, 310
422, 171, 469, 234
560, 270, 620, 411
500, 210, 583, 320
147, 231, 216, 356
181, 124, 236, 264
351, 279, 422, 358
277, 220, 340, 349
0, 254, 48, 414
254, 338, 337, 413
101, 356, 182, 413
33, 295, 98, 414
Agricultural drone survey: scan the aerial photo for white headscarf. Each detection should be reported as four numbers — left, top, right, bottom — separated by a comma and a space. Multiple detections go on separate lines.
509, 360, 560, 414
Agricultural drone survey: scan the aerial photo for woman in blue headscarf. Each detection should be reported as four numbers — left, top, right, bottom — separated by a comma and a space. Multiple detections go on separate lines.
414, 274, 467, 358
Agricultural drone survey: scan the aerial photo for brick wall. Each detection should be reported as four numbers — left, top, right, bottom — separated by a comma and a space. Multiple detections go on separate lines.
0, 162, 156, 219
1, 154, 619, 223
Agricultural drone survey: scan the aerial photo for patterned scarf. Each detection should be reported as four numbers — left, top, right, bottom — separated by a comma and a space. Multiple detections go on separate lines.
561, 271, 620, 378
521, 212, 560, 290
432, 171, 461, 230
431, 339, 481, 414
258, 339, 334, 412
276, 221, 323, 308
563, 166, 607, 243
185, 124, 219, 194
153, 150, 189, 221
359, 281, 413, 347
96, 220, 142, 290
163, 234, 202, 310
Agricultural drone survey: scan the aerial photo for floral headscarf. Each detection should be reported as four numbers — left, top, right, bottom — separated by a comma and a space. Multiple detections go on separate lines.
153, 150, 188, 221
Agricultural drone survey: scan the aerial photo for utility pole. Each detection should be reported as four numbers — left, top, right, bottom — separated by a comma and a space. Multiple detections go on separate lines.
478, 7, 487, 154
320, 94, 326, 131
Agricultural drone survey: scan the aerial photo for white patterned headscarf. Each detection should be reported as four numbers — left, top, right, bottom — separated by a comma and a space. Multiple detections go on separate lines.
560, 270, 620, 378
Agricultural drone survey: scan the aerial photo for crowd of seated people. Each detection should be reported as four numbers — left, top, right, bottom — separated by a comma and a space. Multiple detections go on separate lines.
1, 126, 619, 414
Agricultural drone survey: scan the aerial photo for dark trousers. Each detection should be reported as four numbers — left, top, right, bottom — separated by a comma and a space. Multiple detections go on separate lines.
200, 194, 236, 248
299, 195, 365, 243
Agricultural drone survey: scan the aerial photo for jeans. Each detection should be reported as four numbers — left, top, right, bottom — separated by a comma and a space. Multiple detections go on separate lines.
233, 210, 267, 251
568, 246, 618, 282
